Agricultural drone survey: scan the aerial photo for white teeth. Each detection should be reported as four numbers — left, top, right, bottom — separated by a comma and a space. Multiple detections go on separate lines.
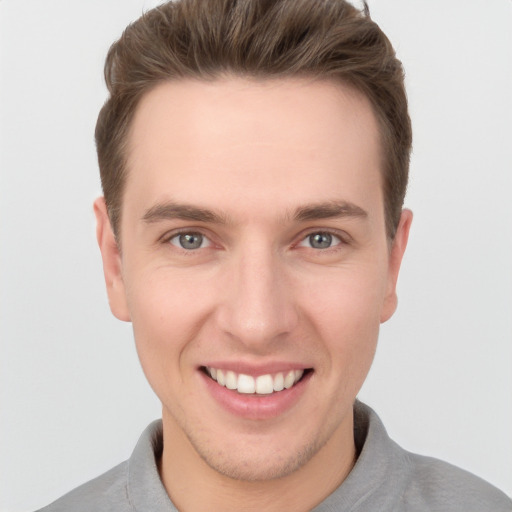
237, 374, 256, 394
283, 370, 295, 389
206, 367, 305, 395
273, 372, 284, 392
255, 374, 274, 394
225, 370, 237, 390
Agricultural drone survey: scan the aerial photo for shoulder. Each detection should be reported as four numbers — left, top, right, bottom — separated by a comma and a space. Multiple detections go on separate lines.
35, 419, 169, 512
343, 402, 512, 512
36, 461, 131, 512
401, 451, 512, 512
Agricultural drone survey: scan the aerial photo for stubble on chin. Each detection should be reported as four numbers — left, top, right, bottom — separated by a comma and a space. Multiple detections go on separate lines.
180, 419, 333, 482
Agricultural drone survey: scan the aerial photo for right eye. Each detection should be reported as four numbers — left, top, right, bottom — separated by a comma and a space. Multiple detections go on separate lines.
169, 232, 211, 250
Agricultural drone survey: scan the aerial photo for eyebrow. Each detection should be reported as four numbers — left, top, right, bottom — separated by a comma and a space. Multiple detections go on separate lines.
141, 200, 368, 225
142, 202, 228, 224
292, 201, 368, 222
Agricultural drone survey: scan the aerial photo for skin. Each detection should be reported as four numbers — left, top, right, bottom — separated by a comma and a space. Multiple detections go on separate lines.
95, 77, 412, 511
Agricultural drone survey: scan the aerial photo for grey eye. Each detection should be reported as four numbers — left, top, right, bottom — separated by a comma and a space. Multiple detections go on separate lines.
298, 232, 343, 250
170, 232, 208, 250
308, 232, 333, 249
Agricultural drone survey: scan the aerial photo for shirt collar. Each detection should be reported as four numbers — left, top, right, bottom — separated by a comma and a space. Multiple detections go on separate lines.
126, 401, 397, 512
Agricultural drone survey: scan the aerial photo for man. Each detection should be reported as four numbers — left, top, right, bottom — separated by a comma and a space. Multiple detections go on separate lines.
38, 0, 511, 510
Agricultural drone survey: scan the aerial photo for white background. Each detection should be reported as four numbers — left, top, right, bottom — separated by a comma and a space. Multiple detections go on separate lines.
1, 1, 511, 510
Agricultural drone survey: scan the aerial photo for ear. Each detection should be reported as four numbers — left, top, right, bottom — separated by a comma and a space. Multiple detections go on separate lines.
380, 209, 413, 323
93, 197, 131, 322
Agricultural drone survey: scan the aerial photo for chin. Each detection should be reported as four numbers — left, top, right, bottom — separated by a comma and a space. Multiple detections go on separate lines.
200, 446, 318, 482
187, 427, 328, 482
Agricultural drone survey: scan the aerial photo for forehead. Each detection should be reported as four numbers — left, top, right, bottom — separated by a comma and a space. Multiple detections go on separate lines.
124, 77, 382, 223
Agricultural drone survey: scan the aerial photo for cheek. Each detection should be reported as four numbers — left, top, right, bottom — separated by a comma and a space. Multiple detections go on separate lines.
127, 265, 213, 329
303, 266, 387, 372
125, 270, 212, 394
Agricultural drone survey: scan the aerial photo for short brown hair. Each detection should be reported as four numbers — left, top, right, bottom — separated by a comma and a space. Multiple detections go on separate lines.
95, 0, 411, 239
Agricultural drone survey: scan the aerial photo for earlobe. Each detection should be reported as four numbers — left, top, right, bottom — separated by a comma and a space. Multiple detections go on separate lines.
93, 197, 131, 322
380, 209, 413, 323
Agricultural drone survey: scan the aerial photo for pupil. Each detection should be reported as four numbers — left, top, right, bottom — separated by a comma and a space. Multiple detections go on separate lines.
180, 233, 203, 249
310, 233, 332, 249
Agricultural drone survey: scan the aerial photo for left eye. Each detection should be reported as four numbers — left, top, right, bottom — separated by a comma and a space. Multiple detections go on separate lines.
299, 232, 341, 249
169, 232, 211, 250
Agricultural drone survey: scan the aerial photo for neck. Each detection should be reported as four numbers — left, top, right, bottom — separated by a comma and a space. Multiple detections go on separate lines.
158, 412, 356, 512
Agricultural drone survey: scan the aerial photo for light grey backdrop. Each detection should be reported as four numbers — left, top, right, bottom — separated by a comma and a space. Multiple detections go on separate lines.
1, 1, 511, 510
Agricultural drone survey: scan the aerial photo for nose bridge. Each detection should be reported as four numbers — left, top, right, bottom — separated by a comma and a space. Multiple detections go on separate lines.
219, 238, 297, 347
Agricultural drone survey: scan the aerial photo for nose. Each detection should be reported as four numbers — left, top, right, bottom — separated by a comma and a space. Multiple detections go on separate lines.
215, 244, 299, 350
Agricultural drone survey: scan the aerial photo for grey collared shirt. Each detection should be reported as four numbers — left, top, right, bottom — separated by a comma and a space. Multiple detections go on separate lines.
37, 401, 512, 511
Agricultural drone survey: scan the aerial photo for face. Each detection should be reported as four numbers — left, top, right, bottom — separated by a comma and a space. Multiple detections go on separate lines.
96, 78, 411, 482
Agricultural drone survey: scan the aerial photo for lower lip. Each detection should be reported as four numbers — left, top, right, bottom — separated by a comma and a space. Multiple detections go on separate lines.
200, 370, 312, 420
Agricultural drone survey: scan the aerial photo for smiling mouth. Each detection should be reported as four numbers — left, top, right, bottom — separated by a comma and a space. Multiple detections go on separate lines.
202, 366, 311, 395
